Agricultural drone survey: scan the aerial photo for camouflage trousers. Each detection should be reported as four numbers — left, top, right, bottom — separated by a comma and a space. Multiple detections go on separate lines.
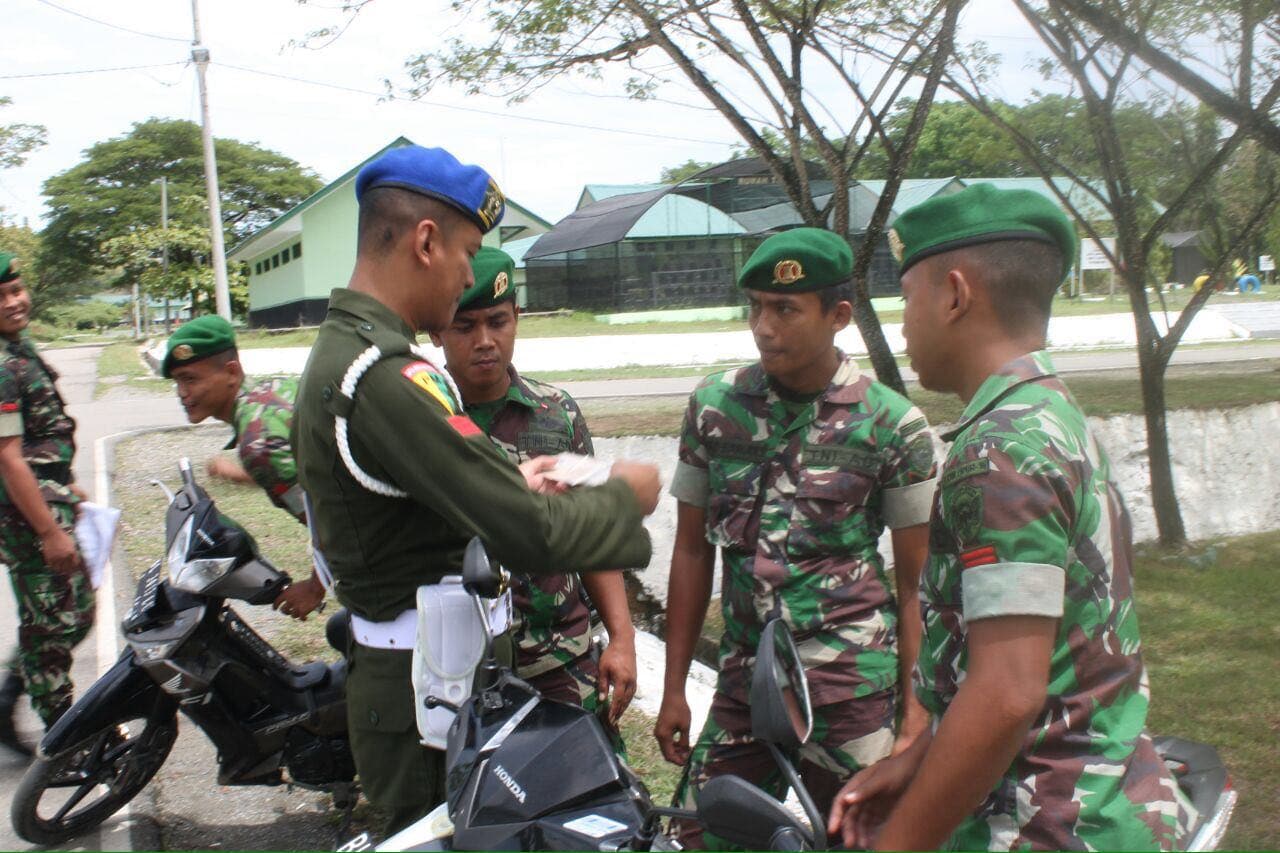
673, 688, 897, 850
1, 504, 95, 725
523, 650, 627, 756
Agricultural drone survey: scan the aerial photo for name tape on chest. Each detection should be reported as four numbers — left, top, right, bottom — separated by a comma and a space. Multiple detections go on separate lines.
400, 361, 455, 414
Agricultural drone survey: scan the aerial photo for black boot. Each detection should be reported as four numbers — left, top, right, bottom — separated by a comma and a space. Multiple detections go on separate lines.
0, 671, 34, 759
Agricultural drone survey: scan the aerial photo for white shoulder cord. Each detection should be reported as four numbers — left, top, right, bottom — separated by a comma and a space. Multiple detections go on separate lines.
335, 343, 464, 497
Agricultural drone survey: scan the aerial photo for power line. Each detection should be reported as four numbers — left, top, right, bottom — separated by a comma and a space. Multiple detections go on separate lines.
0, 61, 187, 80
213, 61, 738, 148
30, 0, 190, 43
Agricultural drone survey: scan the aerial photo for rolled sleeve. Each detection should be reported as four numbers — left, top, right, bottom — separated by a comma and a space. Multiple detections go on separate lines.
962, 562, 1065, 621
669, 460, 710, 508
882, 477, 937, 528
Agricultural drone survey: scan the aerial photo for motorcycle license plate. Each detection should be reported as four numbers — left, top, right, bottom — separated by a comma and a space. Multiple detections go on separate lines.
123, 561, 163, 628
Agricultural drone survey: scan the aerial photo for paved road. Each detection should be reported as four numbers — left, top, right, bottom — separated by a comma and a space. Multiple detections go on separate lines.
557, 340, 1280, 399
0, 345, 187, 852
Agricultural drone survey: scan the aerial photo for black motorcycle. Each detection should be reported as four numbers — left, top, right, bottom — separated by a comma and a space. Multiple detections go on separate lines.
340, 539, 818, 852
346, 538, 1239, 852
10, 458, 356, 847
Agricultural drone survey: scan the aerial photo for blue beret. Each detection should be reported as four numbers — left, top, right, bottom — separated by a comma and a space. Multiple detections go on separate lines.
356, 145, 505, 233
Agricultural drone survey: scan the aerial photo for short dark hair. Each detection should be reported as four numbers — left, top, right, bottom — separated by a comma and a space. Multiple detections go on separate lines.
818, 280, 854, 313
357, 187, 465, 259
957, 240, 1065, 334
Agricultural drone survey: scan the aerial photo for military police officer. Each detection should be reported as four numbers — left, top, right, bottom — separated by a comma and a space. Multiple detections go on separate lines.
0, 252, 94, 757
828, 184, 1195, 850
657, 228, 938, 848
292, 146, 659, 833
161, 315, 326, 619
430, 246, 637, 723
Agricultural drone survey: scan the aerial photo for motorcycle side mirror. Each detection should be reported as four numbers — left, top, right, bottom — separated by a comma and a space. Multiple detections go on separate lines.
461, 538, 501, 599
750, 618, 813, 749
696, 775, 813, 851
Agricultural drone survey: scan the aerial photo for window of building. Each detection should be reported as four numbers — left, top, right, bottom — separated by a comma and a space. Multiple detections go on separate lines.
281, 250, 290, 265
272, 255, 279, 269
292, 243, 301, 259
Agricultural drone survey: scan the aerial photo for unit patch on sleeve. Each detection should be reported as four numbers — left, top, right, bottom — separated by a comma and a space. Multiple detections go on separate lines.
447, 414, 483, 438
400, 361, 455, 414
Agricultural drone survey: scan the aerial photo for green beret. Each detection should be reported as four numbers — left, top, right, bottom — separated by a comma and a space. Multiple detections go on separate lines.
890, 183, 1078, 279
162, 315, 237, 378
738, 228, 853, 293
457, 247, 517, 312
0, 252, 19, 284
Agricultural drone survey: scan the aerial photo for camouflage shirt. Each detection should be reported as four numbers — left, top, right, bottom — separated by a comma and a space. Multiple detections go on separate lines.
228, 377, 305, 524
670, 353, 937, 705
0, 334, 78, 505
918, 351, 1193, 851
465, 366, 596, 678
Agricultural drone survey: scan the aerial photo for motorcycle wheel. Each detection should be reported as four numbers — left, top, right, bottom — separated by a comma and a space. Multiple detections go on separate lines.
10, 712, 179, 846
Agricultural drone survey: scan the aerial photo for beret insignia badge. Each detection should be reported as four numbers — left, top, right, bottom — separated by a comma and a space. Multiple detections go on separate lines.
888, 228, 905, 264
772, 259, 805, 285
477, 181, 505, 230
493, 271, 510, 299
172, 344, 195, 361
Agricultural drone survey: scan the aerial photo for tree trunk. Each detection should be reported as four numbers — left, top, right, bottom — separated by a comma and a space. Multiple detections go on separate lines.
851, 291, 904, 393
1134, 306, 1187, 548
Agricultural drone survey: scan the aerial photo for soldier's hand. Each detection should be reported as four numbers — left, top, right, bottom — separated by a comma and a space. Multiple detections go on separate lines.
597, 635, 637, 725
609, 461, 661, 515
654, 692, 692, 765
206, 455, 253, 484
892, 694, 930, 757
273, 574, 327, 620
40, 527, 84, 576
518, 456, 567, 495
827, 753, 916, 849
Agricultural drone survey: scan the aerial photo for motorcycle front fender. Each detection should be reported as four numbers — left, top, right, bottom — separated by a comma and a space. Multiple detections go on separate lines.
40, 648, 177, 755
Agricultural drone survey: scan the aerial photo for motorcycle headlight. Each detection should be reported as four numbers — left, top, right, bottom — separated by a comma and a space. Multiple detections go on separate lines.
167, 517, 236, 593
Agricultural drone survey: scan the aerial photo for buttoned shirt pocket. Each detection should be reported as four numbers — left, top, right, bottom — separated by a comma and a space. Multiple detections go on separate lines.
706, 458, 764, 551
787, 469, 875, 559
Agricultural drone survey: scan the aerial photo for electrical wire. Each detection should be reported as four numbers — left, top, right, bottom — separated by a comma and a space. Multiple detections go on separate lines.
213, 61, 738, 148
29, 0, 190, 43
0, 62, 188, 80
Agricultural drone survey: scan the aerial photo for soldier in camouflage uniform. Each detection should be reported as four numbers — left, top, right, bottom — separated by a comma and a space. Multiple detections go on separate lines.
0, 251, 94, 757
657, 229, 938, 848
430, 247, 637, 721
162, 315, 326, 619
829, 183, 1194, 850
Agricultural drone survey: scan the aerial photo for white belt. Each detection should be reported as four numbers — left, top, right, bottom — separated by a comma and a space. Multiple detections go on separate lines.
351, 608, 417, 650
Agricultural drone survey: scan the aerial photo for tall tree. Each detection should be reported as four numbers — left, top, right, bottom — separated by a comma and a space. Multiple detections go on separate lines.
39, 118, 321, 304
322, 0, 968, 393
0, 96, 46, 171
948, 0, 1280, 547
100, 222, 250, 319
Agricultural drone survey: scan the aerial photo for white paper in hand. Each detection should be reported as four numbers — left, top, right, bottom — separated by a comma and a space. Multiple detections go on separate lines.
74, 502, 122, 590
544, 453, 612, 488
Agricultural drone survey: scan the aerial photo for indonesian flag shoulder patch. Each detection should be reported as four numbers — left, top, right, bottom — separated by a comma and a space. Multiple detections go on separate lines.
447, 414, 483, 438
400, 361, 455, 414
0, 401, 18, 414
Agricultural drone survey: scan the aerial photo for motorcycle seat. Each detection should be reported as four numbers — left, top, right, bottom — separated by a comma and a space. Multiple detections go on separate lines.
285, 661, 331, 691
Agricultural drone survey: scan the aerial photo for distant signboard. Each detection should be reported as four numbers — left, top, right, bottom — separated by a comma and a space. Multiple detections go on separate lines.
1260, 255, 1275, 272
1080, 237, 1116, 271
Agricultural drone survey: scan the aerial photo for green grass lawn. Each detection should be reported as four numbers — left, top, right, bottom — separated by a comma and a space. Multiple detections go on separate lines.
94, 340, 170, 398
1136, 532, 1280, 850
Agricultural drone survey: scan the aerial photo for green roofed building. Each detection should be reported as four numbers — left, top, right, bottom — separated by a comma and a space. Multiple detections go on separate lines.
227, 137, 551, 327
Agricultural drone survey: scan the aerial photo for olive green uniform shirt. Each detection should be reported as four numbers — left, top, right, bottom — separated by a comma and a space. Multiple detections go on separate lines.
292, 288, 652, 622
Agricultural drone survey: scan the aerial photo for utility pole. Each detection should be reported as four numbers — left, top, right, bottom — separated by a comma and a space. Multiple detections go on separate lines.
191, 0, 231, 321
